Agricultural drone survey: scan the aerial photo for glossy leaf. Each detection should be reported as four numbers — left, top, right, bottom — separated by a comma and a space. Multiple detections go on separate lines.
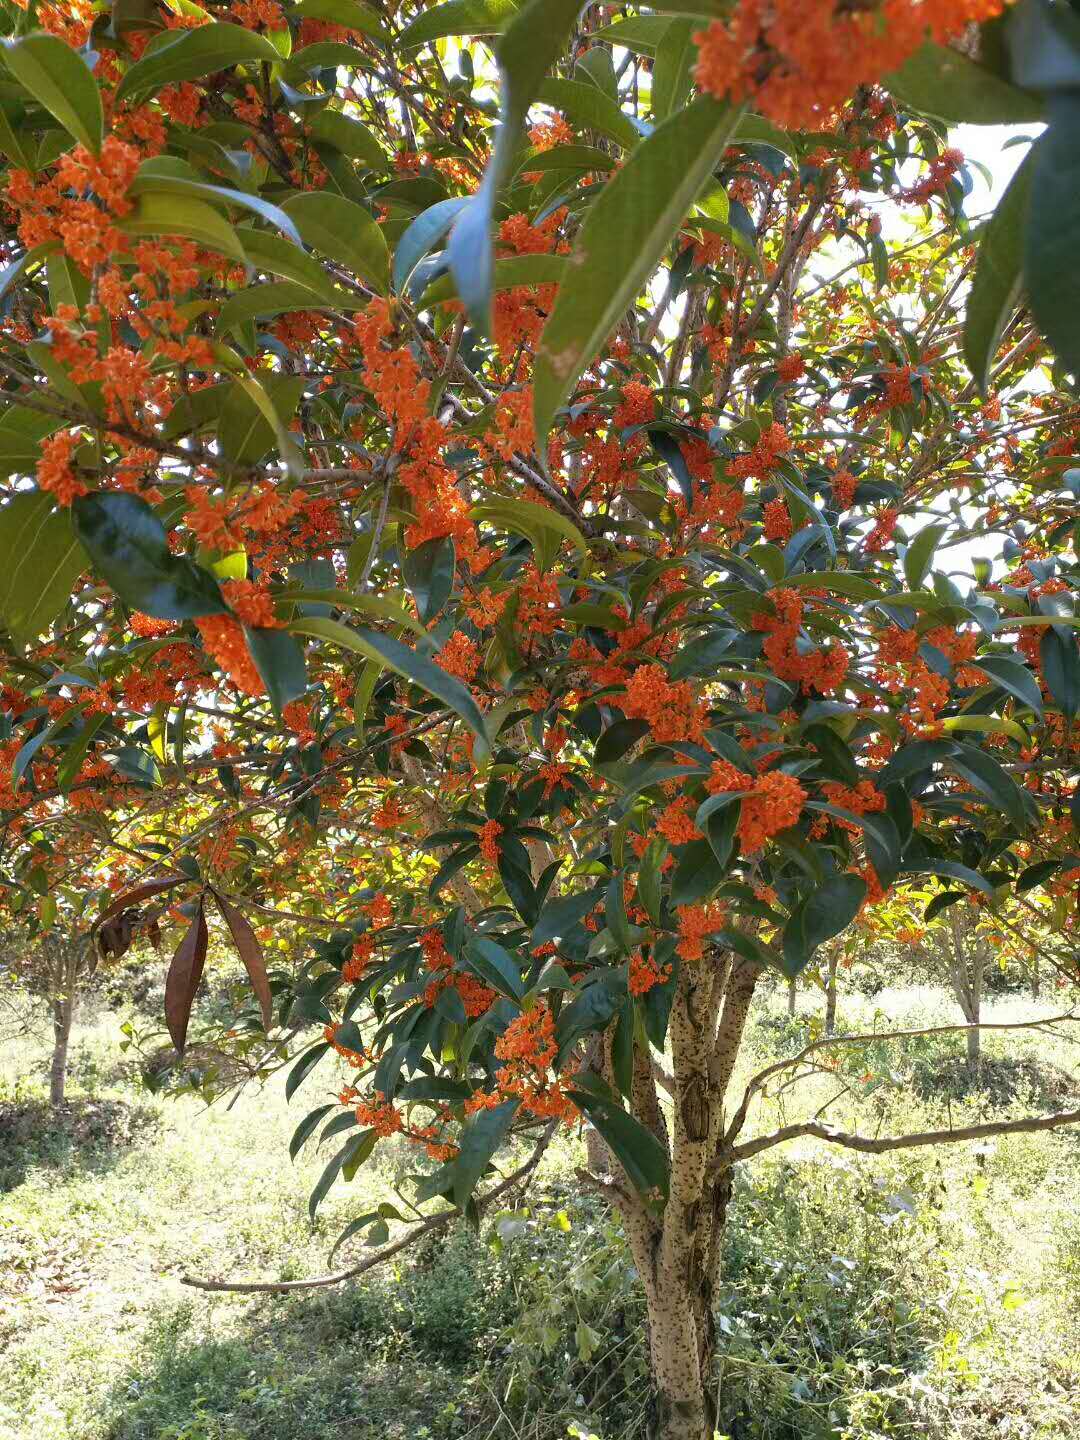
534, 98, 742, 452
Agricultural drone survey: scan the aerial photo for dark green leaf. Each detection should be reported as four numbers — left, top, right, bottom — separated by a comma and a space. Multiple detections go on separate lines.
72, 492, 226, 621
0, 492, 88, 645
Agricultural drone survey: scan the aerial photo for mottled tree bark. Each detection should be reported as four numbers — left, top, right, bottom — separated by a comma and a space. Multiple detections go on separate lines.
583, 952, 762, 1440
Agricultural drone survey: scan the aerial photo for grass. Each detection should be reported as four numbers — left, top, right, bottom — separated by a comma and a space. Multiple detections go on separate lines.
1, 981, 1078, 1440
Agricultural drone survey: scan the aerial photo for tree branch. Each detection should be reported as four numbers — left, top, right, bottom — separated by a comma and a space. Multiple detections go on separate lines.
180, 1121, 557, 1295
729, 1103, 1080, 1164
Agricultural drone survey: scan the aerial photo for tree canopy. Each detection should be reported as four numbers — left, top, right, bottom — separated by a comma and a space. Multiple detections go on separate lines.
0, 1, 1078, 1434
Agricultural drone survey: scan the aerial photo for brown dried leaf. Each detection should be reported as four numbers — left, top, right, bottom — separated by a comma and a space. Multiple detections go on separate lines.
214, 890, 272, 1031
164, 897, 207, 1054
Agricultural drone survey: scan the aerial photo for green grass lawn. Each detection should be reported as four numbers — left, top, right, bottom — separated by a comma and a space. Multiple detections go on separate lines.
2, 983, 1078, 1440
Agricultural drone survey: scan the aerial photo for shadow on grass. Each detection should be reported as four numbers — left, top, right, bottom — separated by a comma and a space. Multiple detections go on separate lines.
0, 1094, 159, 1193
98, 1279, 491, 1440
910, 1052, 1078, 1108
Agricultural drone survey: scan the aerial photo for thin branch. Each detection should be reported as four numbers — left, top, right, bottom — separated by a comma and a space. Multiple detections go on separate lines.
729, 1103, 1080, 1164
180, 1121, 557, 1295
725, 1009, 1080, 1145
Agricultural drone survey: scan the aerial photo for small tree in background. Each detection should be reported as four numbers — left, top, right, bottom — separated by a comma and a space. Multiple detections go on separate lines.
0, 0, 1078, 1434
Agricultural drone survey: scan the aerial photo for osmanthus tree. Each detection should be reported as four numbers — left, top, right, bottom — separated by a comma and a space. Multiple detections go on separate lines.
1, 0, 1080, 1433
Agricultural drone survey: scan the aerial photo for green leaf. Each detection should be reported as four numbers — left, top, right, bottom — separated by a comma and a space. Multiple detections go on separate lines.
536, 76, 642, 149
286, 1041, 331, 1100
217, 359, 305, 478
973, 654, 1043, 714
129, 157, 302, 244
307, 110, 386, 168
903, 522, 947, 590
418, 253, 567, 306
72, 492, 226, 621
471, 497, 586, 570
2, 33, 103, 153
402, 535, 455, 624
532, 888, 600, 947
782, 874, 866, 979
591, 16, 670, 55
567, 1089, 669, 1201
451, 1098, 519, 1209
393, 197, 469, 295
555, 978, 625, 1060
287, 618, 489, 752
238, 227, 340, 299
0, 492, 88, 645
462, 935, 525, 1001
885, 41, 1043, 125
0, 405, 62, 477
281, 191, 390, 294
290, 1104, 336, 1160
964, 148, 1033, 392
309, 1130, 376, 1219
290, 0, 388, 41
121, 191, 249, 264
945, 747, 1031, 829
446, 0, 583, 332
115, 23, 281, 104
1025, 95, 1080, 379
1040, 626, 1080, 720
652, 16, 696, 120
217, 281, 362, 335
904, 858, 996, 895
245, 626, 307, 711
399, 0, 519, 45
534, 98, 742, 454
219, 373, 307, 466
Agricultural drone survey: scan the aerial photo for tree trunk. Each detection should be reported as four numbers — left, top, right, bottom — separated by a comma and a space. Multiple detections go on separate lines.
48, 938, 81, 1106
966, 953, 983, 1082
824, 949, 838, 1035
787, 977, 796, 1018
50, 986, 75, 1105
1031, 958, 1041, 999
648, 1273, 713, 1440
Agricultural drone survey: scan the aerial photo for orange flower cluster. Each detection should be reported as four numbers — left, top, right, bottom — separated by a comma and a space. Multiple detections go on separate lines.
355, 1096, 403, 1137
752, 588, 849, 695
342, 938, 375, 983
629, 948, 673, 996
221, 578, 279, 629
438, 631, 481, 683
494, 1003, 557, 1070
706, 759, 807, 852
622, 664, 708, 746
372, 793, 405, 832
676, 901, 727, 962
324, 1022, 366, 1067
36, 430, 87, 506
694, 0, 1005, 130
762, 498, 793, 542
612, 381, 657, 429
865, 507, 899, 553
7, 137, 140, 272
777, 353, 806, 382
729, 421, 791, 482
831, 470, 857, 510
655, 797, 702, 847
195, 615, 266, 697
478, 818, 503, 864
